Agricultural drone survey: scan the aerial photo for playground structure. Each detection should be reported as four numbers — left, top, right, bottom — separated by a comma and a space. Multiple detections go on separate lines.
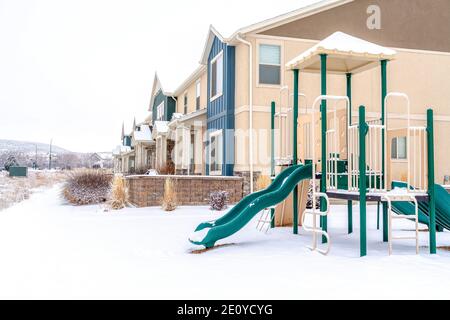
189, 32, 448, 257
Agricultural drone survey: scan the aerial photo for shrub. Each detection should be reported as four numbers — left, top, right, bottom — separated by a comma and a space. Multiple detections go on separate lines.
162, 178, 177, 211
256, 175, 272, 191
4, 156, 19, 171
158, 163, 175, 175
109, 175, 128, 210
63, 169, 112, 205
209, 191, 229, 211
134, 166, 151, 175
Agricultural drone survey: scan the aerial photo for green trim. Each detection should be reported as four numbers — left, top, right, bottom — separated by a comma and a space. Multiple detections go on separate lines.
293, 69, 299, 234
320, 54, 328, 243
427, 109, 437, 254
359, 105, 368, 257
346, 73, 352, 124
381, 60, 388, 242
271, 101, 276, 229
271, 101, 276, 177
346, 73, 353, 234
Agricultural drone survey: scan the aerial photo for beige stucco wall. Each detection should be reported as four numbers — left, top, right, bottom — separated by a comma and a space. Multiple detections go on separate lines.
233, 34, 450, 182
176, 70, 208, 115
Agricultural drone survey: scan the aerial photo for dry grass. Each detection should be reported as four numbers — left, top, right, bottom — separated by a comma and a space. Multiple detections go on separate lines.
109, 175, 128, 210
256, 175, 272, 191
161, 178, 177, 212
190, 244, 236, 254
158, 163, 175, 175
62, 169, 112, 206
0, 170, 67, 211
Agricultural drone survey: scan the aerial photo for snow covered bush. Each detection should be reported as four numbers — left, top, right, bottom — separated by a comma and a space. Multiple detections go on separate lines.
306, 180, 320, 209
161, 178, 177, 212
4, 155, 19, 171
109, 175, 128, 210
62, 169, 112, 205
209, 191, 229, 211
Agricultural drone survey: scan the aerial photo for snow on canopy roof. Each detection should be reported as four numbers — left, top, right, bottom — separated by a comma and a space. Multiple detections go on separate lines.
133, 124, 153, 142
153, 121, 169, 138
286, 32, 396, 74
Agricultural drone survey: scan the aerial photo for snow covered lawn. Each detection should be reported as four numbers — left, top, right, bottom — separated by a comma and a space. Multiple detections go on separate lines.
0, 185, 450, 299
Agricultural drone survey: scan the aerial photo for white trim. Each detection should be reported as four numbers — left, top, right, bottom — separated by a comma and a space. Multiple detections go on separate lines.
156, 100, 165, 121
366, 111, 450, 123
230, 0, 353, 39
173, 65, 206, 96
195, 79, 201, 110
200, 25, 227, 65
210, 50, 224, 102
209, 129, 223, 176
256, 39, 284, 88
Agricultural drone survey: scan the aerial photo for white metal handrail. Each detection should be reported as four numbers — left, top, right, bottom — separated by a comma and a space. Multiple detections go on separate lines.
302, 192, 331, 255
383, 194, 419, 255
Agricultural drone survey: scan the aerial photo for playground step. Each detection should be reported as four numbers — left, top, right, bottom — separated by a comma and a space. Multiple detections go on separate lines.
256, 208, 275, 234
384, 193, 420, 256
391, 215, 417, 220
392, 236, 419, 240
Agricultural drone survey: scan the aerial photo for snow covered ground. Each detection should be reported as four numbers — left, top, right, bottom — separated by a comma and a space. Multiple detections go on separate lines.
0, 185, 450, 300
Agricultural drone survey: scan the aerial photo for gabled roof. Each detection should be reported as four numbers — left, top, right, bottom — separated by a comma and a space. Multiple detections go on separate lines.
230, 0, 353, 37
200, 25, 228, 65
286, 31, 396, 74
199, 0, 354, 64
148, 73, 174, 111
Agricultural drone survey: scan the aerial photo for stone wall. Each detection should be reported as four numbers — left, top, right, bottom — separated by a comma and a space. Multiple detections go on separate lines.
234, 171, 261, 196
126, 175, 243, 207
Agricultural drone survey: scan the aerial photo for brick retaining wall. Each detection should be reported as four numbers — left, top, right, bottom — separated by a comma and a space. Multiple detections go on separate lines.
125, 175, 243, 207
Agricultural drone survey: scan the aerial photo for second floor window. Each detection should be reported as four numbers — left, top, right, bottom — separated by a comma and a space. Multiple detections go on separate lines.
391, 136, 407, 160
210, 51, 223, 100
156, 101, 165, 120
259, 44, 281, 85
196, 81, 201, 110
184, 94, 188, 114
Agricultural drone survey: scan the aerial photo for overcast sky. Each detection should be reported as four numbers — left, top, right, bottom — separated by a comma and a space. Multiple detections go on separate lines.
0, 0, 318, 152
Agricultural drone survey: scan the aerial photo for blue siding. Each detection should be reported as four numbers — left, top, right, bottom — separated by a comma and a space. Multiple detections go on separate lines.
206, 36, 235, 176
123, 135, 132, 147
152, 90, 176, 122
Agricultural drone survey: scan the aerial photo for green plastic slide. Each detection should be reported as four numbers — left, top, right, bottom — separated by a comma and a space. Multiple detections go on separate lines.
190, 164, 313, 248
391, 181, 450, 231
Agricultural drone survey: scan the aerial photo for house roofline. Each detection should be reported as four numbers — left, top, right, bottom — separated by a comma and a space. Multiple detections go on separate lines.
199, 0, 353, 63
229, 0, 353, 39
173, 65, 207, 96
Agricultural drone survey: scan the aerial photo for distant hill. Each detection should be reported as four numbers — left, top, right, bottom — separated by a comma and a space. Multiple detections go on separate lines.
0, 139, 72, 155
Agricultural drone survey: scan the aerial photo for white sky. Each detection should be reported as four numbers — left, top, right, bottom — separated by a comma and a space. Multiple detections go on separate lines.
0, 0, 319, 152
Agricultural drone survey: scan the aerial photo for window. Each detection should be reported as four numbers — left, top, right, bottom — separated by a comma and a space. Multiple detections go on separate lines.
259, 44, 281, 85
210, 52, 223, 100
391, 136, 407, 160
184, 94, 188, 114
196, 81, 201, 110
156, 101, 165, 120
209, 130, 223, 175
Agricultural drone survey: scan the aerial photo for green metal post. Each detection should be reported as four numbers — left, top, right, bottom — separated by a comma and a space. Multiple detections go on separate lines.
359, 106, 368, 257
320, 54, 328, 243
427, 109, 436, 254
271, 101, 276, 229
381, 60, 389, 242
377, 202, 380, 230
293, 69, 299, 234
346, 73, 353, 234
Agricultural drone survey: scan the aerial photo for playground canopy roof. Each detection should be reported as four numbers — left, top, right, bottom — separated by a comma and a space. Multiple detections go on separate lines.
286, 32, 397, 74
